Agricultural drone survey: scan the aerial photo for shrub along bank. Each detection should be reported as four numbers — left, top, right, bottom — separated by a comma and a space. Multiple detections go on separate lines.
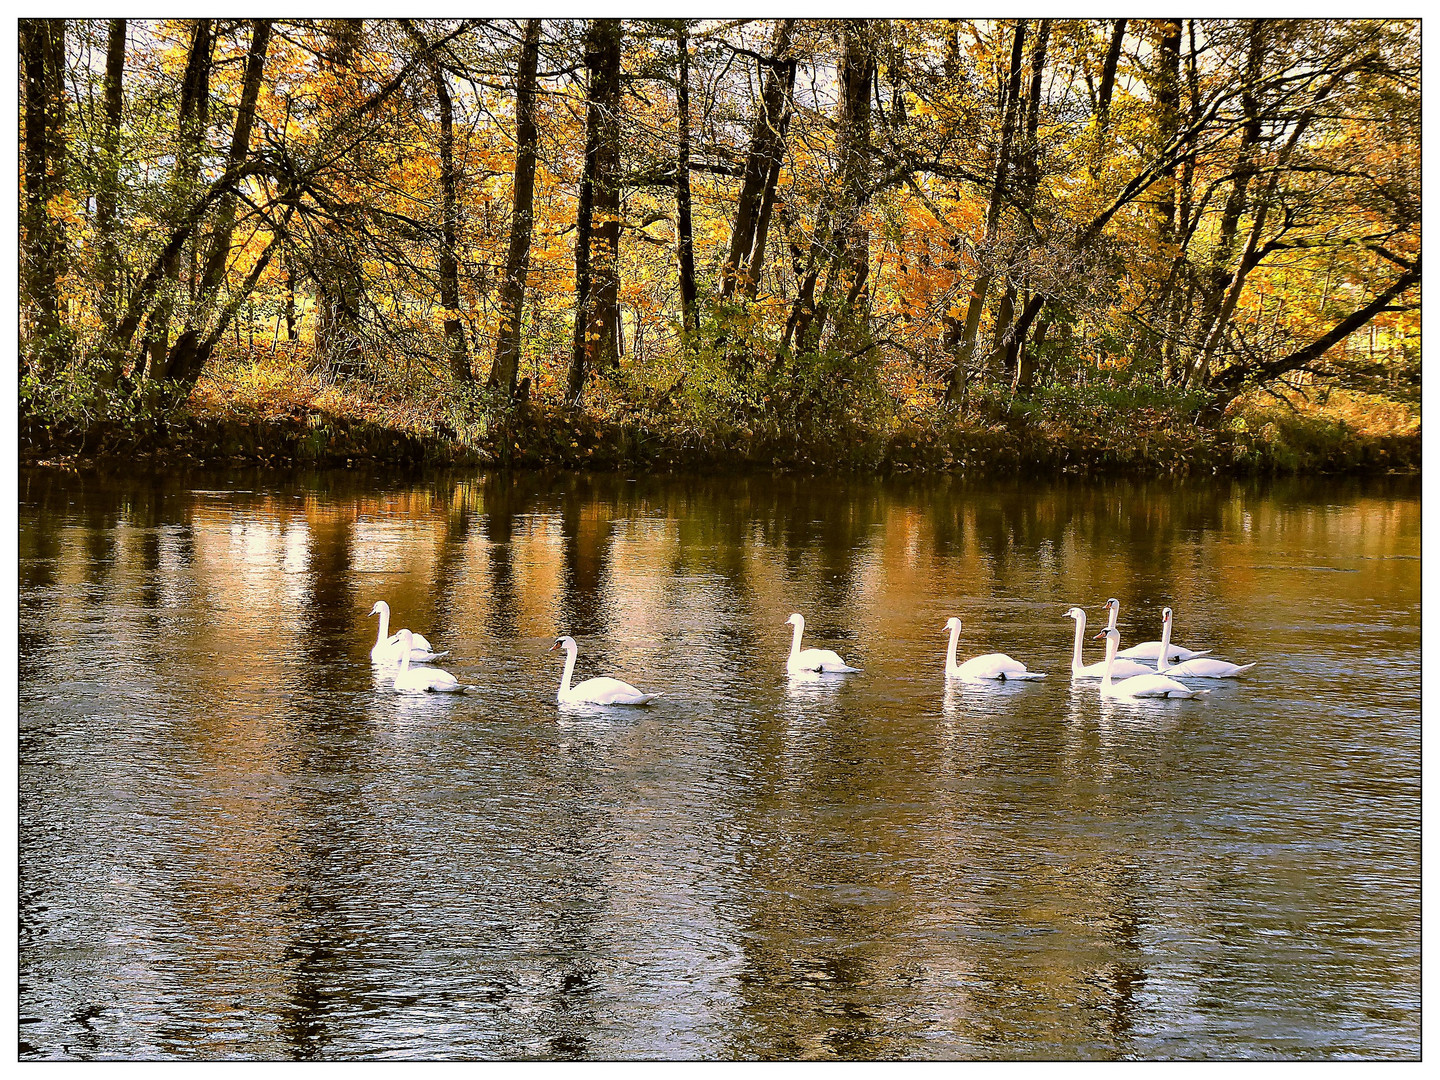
19, 365, 1419, 477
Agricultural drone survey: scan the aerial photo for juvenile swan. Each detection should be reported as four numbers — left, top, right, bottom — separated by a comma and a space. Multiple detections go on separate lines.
369, 600, 448, 664
944, 617, 1046, 680
391, 629, 467, 693
784, 613, 861, 674
550, 636, 658, 705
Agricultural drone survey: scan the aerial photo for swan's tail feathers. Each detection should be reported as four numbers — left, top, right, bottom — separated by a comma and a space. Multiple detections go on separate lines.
1233, 662, 1257, 675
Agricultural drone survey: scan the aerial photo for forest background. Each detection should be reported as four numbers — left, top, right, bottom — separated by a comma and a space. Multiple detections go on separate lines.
16, 17, 1421, 473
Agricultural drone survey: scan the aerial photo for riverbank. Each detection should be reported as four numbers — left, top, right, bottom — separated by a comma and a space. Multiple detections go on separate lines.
20, 363, 1419, 477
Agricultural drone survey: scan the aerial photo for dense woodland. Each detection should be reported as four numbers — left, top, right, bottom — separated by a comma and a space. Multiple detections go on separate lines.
17, 18, 1421, 469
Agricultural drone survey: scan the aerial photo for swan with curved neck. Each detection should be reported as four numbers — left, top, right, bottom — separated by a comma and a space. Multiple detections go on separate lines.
391, 629, 466, 693
1155, 609, 1255, 677
550, 636, 658, 705
1066, 607, 1153, 680
944, 617, 1046, 680
784, 613, 861, 674
369, 601, 447, 664
1095, 626, 1208, 698
1106, 598, 1209, 662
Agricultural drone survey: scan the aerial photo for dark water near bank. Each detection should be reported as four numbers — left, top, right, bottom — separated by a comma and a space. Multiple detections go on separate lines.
17, 467, 1421, 1060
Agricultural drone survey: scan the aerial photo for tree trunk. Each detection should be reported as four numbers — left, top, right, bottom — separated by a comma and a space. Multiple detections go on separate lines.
788, 20, 874, 358
568, 20, 622, 402
721, 18, 795, 301
1089, 18, 1126, 180
401, 20, 469, 383
144, 18, 211, 384
96, 20, 126, 340
434, 43, 469, 382
674, 22, 699, 334
945, 19, 1026, 402
20, 19, 70, 373
168, 19, 272, 389
574, 19, 622, 400
1194, 74, 1340, 384
313, 19, 367, 381
490, 18, 542, 397
1183, 21, 1267, 387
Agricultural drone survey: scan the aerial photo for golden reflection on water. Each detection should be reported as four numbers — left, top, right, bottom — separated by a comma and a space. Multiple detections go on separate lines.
17, 469, 1421, 1060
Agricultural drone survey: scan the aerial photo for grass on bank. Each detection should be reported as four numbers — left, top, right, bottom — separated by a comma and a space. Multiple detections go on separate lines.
20, 345, 1422, 475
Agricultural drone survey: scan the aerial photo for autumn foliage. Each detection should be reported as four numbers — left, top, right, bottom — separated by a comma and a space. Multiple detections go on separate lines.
17, 19, 1420, 469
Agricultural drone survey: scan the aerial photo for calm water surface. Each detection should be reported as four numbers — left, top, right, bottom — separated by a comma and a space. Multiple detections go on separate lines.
17, 467, 1421, 1060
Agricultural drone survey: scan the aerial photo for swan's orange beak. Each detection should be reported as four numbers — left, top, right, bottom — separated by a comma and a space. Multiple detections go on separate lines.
548, 640, 561, 652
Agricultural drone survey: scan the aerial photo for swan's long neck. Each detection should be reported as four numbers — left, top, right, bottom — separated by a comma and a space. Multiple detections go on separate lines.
398, 631, 411, 674
945, 622, 961, 674
1106, 602, 1118, 631
1101, 632, 1117, 691
788, 619, 805, 663
374, 604, 390, 647
560, 641, 577, 696
1069, 613, 1086, 671
1156, 612, 1174, 673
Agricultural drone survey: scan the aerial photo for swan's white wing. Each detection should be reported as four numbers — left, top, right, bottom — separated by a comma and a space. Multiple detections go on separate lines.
566, 676, 657, 705
790, 648, 858, 673
1168, 657, 1253, 678
955, 652, 1043, 680
1109, 673, 1207, 698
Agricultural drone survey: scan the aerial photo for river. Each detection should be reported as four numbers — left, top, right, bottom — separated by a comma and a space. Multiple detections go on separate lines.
17, 467, 1421, 1059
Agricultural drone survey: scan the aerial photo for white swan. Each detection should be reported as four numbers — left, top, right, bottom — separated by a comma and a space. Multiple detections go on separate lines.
1105, 598, 1210, 661
1094, 627, 1208, 699
1066, 607, 1153, 680
550, 636, 658, 705
944, 616, 1046, 680
369, 600, 448, 664
1155, 610, 1255, 677
784, 613, 861, 674
391, 629, 467, 693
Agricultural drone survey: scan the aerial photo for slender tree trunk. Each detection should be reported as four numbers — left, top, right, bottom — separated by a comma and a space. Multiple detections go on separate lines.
674, 22, 699, 334
945, 19, 1026, 402
144, 18, 211, 383
722, 18, 795, 300
20, 18, 70, 373
1195, 75, 1339, 383
568, 19, 621, 402
97, 20, 126, 340
1183, 21, 1267, 387
1089, 18, 1126, 180
788, 20, 874, 358
1006, 19, 1049, 390
167, 19, 272, 388
434, 46, 469, 382
1136, 19, 1182, 370
401, 19, 469, 383
490, 18, 542, 396
313, 19, 366, 381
